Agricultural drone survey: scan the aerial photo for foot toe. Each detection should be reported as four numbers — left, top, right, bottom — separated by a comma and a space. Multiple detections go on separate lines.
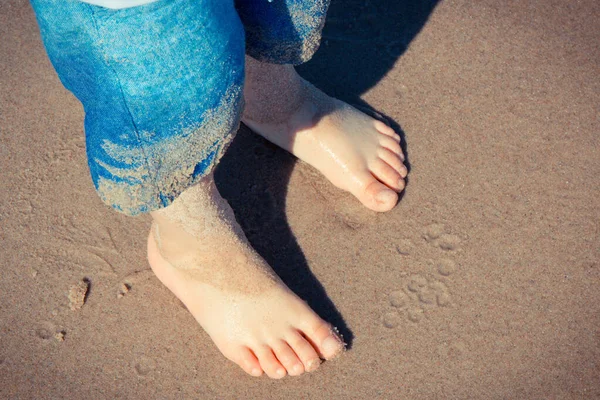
374, 120, 400, 141
301, 320, 345, 361
379, 134, 403, 157
344, 168, 399, 212
231, 347, 263, 377
286, 331, 322, 372
363, 177, 399, 212
378, 148, 408, 178
272, 340, 304, 376
256, 347, 287, 379
370, 158, 405, 192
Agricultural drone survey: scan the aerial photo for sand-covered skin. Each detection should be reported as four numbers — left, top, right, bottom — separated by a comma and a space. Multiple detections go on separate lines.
149, 176, 344, 377
150, 176, 280, 295
1, 0, 599, 398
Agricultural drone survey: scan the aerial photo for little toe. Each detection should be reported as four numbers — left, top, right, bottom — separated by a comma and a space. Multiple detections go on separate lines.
256, 347, 287, 379
286, 331, 321, 372
370, 158, 404, 192
232, 347, 263, 377
378, 148, 408, 178
272, 340, 304, 376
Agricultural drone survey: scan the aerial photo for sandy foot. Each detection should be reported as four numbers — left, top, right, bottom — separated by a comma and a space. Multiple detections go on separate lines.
148, 177, 344, 378
243, 57, 407, 212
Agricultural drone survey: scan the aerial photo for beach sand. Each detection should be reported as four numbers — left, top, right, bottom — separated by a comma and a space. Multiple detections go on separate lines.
1, 0, 598, 398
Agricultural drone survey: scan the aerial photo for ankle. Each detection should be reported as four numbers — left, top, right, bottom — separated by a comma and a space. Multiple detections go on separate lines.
242, 57, 306, 124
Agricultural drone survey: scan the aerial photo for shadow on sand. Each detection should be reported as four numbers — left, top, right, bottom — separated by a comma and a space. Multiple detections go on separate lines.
215, 0, 439, 350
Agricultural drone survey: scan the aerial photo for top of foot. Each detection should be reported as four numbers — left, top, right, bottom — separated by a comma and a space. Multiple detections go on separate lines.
243, 60, 407, 212
149, 182, 345, 379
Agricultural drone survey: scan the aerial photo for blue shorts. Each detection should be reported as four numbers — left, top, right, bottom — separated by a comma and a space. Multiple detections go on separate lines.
30, 0, 329, 215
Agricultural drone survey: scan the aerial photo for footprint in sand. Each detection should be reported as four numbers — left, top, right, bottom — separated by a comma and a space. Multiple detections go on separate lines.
382, 311, 403, 328
383, 274, 452, 327
133, 357, 157, 377
436, 259, 457, 276
395, 239, 414, 256
34, 321, 66, 342
383, 224, 462, 327
422, 223, 445, 242
436, 234, 461, 251
35, 325, 54, 340
423, 223, 462, 252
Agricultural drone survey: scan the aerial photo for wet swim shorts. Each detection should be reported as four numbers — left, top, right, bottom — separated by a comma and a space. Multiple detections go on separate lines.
30, 0, 329, 215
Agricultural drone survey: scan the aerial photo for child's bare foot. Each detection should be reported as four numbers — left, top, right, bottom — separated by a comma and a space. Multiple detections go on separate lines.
148, 176, 344, 378
242, 57, 407, 212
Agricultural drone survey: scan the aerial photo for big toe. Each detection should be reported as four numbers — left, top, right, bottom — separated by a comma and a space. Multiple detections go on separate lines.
354, 174, 399, 212
303, 320, 345, 360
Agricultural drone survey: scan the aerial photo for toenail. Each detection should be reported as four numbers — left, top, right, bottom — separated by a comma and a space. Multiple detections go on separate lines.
292, 364, 303, 374
276, 368, 286, 377
375, 189, 396, 204
306, 358, 322, 372
251, 368, 262, 376
323, 336, 343, 357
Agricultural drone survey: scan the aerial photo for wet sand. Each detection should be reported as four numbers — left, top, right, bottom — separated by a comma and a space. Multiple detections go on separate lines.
1, 0, 599, 398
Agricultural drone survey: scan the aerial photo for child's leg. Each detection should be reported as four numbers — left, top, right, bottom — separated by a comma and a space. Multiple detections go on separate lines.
149, 174, 344, 378
30, 0, 343, 378
236, 0, 407, 212
30, 0, 245, 215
